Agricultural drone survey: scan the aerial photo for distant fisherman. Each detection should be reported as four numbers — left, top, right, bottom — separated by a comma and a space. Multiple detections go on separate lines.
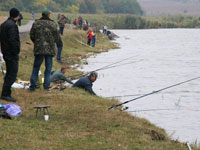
92, 29, 96, 47
50, 67, 73, 84
73, 72, 98, 95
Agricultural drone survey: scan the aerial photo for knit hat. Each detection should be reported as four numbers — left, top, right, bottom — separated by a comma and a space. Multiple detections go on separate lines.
10, 8, 20, 18
42, 9, 51, 15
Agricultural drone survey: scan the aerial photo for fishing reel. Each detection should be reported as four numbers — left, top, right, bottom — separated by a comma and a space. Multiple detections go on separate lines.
121, 106, 129, 111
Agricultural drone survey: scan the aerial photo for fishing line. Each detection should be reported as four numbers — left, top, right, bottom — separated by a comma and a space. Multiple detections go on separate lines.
68, 55, 139, 79
127, 107, 200, 113
71, 60, 139, 79
108, 76, 200, 110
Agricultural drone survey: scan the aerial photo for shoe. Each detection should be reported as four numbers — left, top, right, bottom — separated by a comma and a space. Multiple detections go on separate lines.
57, 60, 63, 64
29, 87, 35, 92
44, 87, 51, 91
1, 96, 16, 102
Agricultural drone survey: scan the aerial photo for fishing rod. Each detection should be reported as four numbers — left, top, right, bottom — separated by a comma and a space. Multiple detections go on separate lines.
99, 61, 140, 71
127, 108, 200, 113
71, 60, 140, 79
127, 108, 179, 113
68, 55, 139, 79
106, 94, 143, 98
108, 76, 200, 110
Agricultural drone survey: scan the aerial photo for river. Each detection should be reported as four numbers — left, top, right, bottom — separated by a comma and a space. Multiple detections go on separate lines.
79, 29, 200, 144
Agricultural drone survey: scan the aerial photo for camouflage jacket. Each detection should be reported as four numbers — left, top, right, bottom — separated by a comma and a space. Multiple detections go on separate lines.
30, 16, 59, 56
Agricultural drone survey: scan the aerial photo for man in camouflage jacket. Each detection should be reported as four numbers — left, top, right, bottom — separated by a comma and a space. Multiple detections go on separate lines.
29, 9, 59, 91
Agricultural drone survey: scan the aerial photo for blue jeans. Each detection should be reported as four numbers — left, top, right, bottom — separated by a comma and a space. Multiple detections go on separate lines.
92, 36, 96, 47
30, 55, 53, 90
57, 46, 63, 61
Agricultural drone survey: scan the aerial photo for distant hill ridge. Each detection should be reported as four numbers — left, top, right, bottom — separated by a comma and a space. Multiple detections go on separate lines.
138, 0, 200, 16
0, 0, 143, 15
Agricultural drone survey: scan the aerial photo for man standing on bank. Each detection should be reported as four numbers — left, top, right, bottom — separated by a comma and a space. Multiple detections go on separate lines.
73, 72, 98, 95
0, 8, 20, 102
29, 9, 59, 91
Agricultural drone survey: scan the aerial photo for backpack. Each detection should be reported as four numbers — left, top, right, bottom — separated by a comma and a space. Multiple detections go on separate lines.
0, 105, 11, 119
4, 104, 22, 117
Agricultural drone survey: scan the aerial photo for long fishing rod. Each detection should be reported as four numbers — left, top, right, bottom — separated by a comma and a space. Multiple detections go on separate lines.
99, 61, 139, 71
69, 55, 139, 79
127, 108, 200, 113
106, 94, 143, 98
108, 76, 200, 110
71, 60, 140, 80
127, 108, 179, 113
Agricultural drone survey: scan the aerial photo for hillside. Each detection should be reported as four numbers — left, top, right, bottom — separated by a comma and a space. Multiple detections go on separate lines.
138, 0, 200, 16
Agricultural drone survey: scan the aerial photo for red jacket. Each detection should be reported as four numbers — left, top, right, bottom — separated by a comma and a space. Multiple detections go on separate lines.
87, 31, 92, 39
73, 19, 77, 25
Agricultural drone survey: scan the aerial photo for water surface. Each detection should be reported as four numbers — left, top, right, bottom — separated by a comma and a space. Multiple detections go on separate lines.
79, 29, 200, 143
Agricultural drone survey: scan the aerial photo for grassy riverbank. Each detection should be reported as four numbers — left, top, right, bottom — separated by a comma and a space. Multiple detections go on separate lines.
0, 21, 199, 150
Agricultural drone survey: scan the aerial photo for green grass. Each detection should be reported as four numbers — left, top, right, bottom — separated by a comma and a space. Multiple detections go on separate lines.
0, 16, 199, 150
0, 88, 190, 150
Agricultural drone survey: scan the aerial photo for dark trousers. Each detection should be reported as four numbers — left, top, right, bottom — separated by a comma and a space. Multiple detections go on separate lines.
57, 46, 63, 61
1, 55, 19, 97
87, 39, 91, 46
30, 55, 53, 90
59, 27, 64, 35
92, 37, 96, 47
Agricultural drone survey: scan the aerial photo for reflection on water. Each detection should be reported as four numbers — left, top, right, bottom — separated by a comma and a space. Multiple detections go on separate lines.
79, 29, 200, 143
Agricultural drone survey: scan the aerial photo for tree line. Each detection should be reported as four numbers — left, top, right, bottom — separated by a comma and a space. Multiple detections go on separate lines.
0, 0, 143, 15
80, 14, 200, 29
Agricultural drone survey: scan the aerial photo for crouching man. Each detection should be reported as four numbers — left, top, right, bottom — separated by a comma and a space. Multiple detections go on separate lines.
73, 72, 98, 95
50, 67, 73, 85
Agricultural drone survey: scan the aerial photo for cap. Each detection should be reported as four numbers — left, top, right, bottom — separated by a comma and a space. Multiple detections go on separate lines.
90, 72, 98, 78
10, 8, 20, 18
42, 9, 51, 15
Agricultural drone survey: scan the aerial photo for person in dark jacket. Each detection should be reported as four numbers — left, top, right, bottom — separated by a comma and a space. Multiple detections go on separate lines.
92, 29, 96, 47
50, 67, 73, 84
58, 15, 67, 35
17, 13, 23, 26
56, 34, 63, 62
29, 9, 59, 91
0, 8, 20, 102
73, 72, 98, 95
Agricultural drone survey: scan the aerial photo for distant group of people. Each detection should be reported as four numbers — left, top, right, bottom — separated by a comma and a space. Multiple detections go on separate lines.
73, 16, 83, 29
103, 25, 117, 40
73, 16, 90, 30
0, 8, 98, 102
